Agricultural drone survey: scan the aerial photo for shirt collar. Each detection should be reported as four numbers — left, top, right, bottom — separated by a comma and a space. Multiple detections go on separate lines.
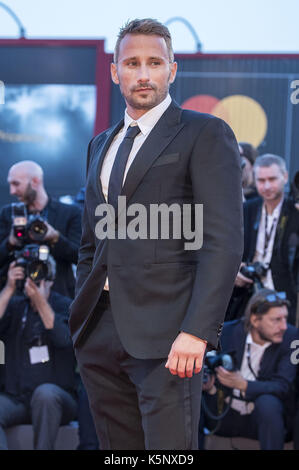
124, 94, 172, 136
263, 196, 284, 219
246, 332, 271, 350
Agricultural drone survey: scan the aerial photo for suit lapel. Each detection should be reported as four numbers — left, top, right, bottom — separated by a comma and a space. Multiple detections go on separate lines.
93, 119, 124, 202
258, 343, 279, 378
121, 102, 184, 204
273, 197, 290, 254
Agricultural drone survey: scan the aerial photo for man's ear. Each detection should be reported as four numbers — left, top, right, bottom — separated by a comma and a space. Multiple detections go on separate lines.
111, 63, 119, 85
284, 170, 289, 185
30, 176, 40, 190
250, 314, 261, 329
168, 61, 177, 84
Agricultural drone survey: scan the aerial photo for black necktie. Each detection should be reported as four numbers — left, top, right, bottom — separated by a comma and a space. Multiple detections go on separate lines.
108, 124, 141, 210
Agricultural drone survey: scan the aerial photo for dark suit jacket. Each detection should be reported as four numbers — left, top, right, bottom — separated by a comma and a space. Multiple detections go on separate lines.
69, 100, 244, 358
242, 196, 299, 320
0, 198, 82, 299
219, 318, 299, 402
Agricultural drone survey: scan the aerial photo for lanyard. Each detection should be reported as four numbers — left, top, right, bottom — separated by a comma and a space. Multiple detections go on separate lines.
21, 302, 29, 332
263, 208, 277, 258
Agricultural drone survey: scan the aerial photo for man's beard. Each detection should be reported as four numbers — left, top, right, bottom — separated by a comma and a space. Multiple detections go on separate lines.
257, 327, 283, 344
121, 78, 171, 111
23, 183, 37, 206
262, 188, 284, 203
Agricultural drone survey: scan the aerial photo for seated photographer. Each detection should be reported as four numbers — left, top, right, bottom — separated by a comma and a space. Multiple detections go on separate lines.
200, 288, 299, 450
0, 260, 77, 450
0, 160, 82, 298
226, 154, 299, 324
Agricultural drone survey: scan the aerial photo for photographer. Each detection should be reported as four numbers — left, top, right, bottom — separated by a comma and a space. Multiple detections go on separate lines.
0, 260, 77, 450
200, 288, 299, 450
0, 160, 82, 298
226, 154, 299, 324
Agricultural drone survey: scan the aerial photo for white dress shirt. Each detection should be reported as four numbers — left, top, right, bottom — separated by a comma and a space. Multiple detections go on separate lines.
229, 333, 271, 415
100, 94, 172, 290
253, 197, 284, 289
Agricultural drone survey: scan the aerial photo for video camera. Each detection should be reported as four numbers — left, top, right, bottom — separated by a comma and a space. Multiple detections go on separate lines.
12, 202, 48, 246
14, 244, 56, 291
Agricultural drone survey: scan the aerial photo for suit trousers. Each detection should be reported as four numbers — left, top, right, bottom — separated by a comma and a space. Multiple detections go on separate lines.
75, 292, 203, 450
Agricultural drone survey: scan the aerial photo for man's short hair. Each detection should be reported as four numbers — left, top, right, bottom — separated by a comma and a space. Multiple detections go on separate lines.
114, 18, 174, 64
253, 153, 287, 176
244, 288, 290, 331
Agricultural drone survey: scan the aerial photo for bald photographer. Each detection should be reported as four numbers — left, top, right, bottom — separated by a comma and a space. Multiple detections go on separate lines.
0, 160, 82, 298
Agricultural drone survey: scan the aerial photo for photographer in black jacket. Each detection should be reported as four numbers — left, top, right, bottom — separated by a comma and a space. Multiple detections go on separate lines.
226, 154, 299, 324
0, 160, 82, 298
0, 260, 77, 450
200, 288, 299, 450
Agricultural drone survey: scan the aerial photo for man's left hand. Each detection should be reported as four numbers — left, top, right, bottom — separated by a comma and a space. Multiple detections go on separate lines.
165, 332, 207, 378
42, 222, 60, 243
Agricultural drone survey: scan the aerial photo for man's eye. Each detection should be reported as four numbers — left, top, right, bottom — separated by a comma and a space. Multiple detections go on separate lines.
151, 61, 161, 66
127, 61, 137, 66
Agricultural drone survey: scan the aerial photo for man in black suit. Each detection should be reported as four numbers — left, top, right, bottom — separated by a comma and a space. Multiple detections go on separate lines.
0, 160, 82, 298
69, 18, 243, 450
200, 288, 299, 450
229, 154, 299, 324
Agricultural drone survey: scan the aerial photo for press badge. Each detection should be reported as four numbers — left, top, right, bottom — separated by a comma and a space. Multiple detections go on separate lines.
29, 345, 50, 364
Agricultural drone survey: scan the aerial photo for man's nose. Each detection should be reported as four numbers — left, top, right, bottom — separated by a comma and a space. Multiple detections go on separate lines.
280, 318, 287, 331
137, 64, 150, 82
264, 180, 271, 189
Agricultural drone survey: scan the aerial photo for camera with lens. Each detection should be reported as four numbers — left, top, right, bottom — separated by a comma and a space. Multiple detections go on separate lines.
12, 203, 48, 245
240, 261, 268, 289
203, 350, 235, 383
14, 244, 56, 291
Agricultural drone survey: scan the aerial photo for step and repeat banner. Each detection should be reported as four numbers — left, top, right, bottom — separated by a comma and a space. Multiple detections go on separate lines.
1, 42, 298, 206
110, 53, 299, 183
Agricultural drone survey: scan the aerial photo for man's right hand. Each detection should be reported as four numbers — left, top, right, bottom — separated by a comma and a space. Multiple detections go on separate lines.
234, 262, 253, 287
6, 261, 25, 292
0, 261, 25, 321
